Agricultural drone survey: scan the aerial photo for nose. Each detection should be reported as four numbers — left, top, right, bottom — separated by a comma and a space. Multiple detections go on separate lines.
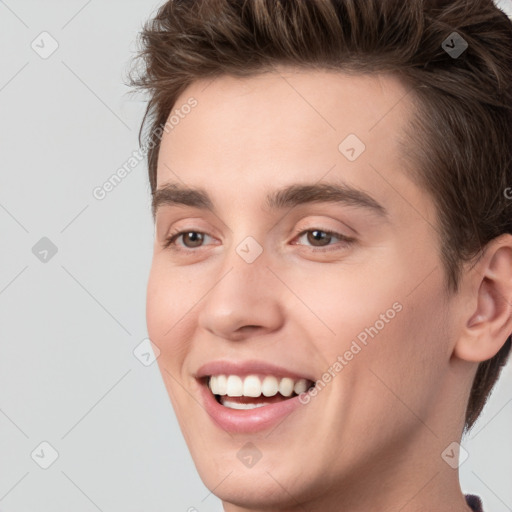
197, 244, 286, 341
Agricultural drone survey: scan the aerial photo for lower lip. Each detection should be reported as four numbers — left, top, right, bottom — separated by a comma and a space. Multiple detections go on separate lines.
198, 380, 307, 434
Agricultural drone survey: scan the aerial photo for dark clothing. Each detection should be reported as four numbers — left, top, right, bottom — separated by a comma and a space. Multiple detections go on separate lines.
466, 494, 484, 512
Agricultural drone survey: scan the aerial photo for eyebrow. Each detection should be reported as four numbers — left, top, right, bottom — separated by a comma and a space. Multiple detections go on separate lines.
152, 181, 387, 219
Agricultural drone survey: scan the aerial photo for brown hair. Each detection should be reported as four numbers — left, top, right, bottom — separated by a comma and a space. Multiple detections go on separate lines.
128, 0, 512, 433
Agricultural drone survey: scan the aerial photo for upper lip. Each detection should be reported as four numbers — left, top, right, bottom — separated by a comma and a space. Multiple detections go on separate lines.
195, 359, 316, 383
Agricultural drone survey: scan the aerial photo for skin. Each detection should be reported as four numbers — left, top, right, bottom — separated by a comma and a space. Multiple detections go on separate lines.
146, 67, 512, 512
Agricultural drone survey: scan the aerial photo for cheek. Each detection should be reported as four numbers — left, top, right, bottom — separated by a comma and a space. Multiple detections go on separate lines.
283, 258, 404, 349
145, 260, 194, 366
146, 257, 196, 328
350, 275, 451, 424
286, 253, 449, 382
145, 262, 169, 340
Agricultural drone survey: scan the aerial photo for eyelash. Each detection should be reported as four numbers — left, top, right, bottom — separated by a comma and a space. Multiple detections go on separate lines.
162, 227, 355, 253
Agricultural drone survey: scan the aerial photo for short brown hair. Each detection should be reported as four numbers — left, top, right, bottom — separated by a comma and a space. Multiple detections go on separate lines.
128, 0, 512, 432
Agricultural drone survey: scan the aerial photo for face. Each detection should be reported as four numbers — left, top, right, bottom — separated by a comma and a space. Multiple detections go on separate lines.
146, 69, 466, 509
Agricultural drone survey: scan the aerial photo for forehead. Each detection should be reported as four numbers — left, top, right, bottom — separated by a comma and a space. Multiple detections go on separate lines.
155, 68, 420, 216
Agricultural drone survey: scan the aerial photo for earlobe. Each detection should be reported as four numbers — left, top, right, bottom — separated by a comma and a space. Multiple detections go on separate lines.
453, 235, 512, 363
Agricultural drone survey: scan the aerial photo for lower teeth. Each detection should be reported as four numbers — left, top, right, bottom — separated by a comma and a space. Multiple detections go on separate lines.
216, 393, 298, 410
220, 398, 269, 410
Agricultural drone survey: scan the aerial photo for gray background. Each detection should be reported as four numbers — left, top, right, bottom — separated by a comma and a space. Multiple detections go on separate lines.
0, 1, 511, 511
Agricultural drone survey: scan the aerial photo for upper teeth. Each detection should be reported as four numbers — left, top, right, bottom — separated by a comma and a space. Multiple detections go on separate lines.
208, 374, 310, 397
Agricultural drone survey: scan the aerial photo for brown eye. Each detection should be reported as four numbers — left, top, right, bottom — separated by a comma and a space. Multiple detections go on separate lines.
180, 231, 205, 248
163, 230, 213, 250
306, 230, 333, 247
293, 228, 355, 252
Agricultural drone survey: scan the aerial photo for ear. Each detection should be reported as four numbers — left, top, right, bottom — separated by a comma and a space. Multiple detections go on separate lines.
453, 234, 512, 363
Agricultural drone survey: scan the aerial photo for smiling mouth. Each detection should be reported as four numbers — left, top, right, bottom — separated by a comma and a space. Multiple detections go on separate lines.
204, 375, 316, 410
